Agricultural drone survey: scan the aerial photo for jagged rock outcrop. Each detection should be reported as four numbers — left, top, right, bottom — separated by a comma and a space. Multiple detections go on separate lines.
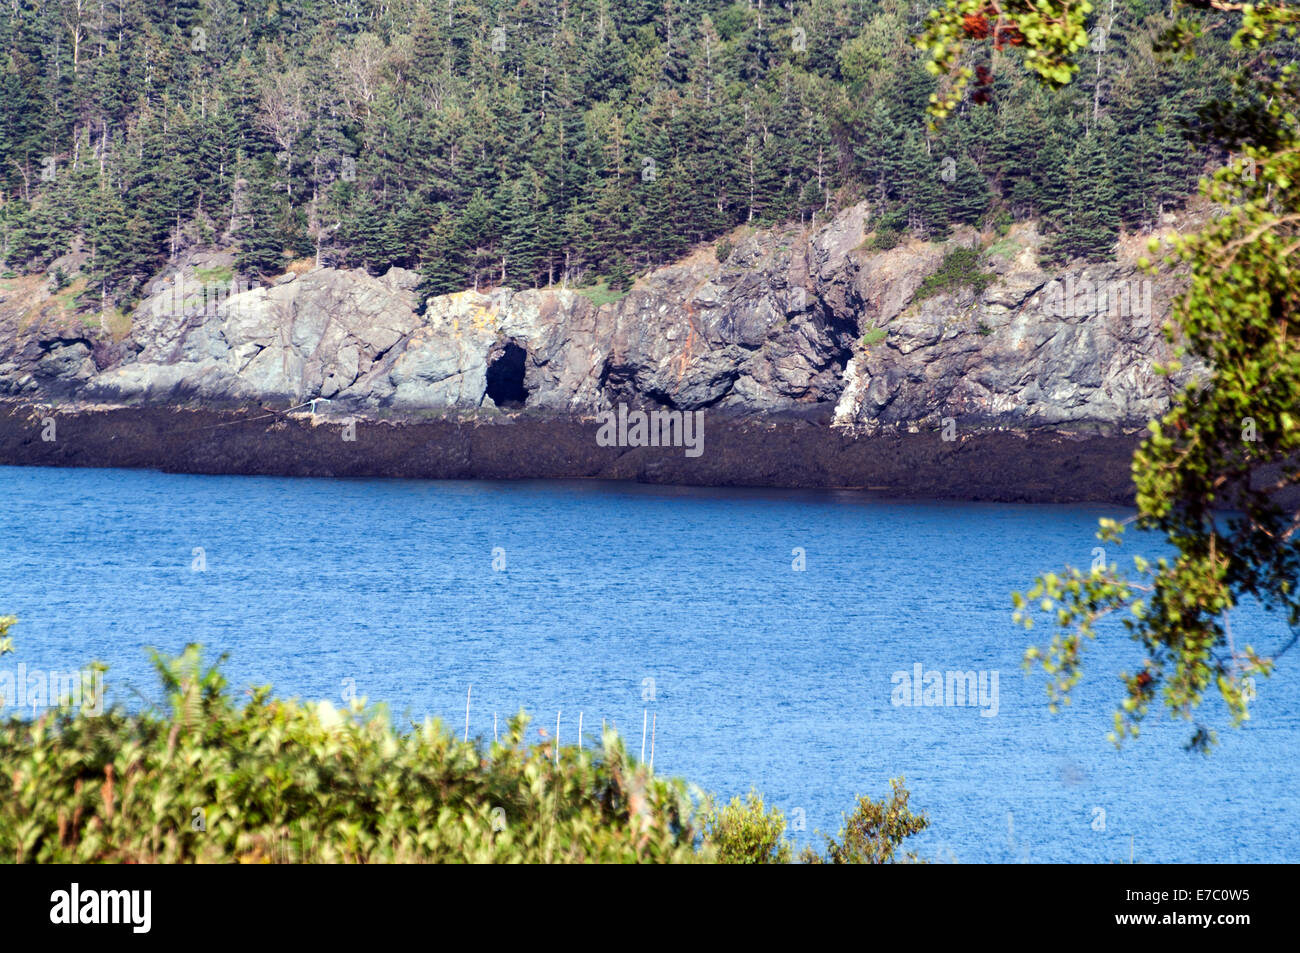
0, 203, 1193, 500
835, 237, 1183, 434
1, 204, 1180, 428
0, 201, 1185, 432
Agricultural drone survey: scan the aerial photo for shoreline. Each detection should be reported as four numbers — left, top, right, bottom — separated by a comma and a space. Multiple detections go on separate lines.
0, 399, 1142, 504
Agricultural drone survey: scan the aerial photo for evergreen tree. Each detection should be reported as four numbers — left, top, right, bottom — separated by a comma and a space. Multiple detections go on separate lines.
1047, 129, 1121, 262
236, 170, 287, 278
502, 175, 543, 287
898, 131, 949, 239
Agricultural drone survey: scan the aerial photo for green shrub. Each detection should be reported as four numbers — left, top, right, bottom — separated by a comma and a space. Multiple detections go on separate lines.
0, 644, 701, 863
715, 237, 734, 263
865, 227, 902, 251
915, 246, 995, 302
862, 326, 888, 348
702, 790, 792, 863
800, 777, 929, 864
0, 624, 931, 864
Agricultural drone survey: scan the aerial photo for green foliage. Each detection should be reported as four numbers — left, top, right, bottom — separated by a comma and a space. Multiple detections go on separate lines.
574, 279, 631, 308
715, 237, 735, 263
915, 245, 995, 301
701, 790, 792, 863
0, 0, 1234, 306
1042, 126, 1121, 263
917, 0, 1094, 120
862, 326, 889, 347
605, 256, 635, 292
800, 777, 930, 864
235, 170, 289, 280
0, 615, 13, 669
1004, 2, 1300, 751
0, 624, 933, 864
0, 643, 703, 864
865, 227, 904, 251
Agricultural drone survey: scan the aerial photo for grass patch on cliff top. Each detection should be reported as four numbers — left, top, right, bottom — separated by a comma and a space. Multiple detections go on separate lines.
194, 265, 234, 285
36, 276, 104, 327
985, 236, 1022, 260
575, 279, 630, 308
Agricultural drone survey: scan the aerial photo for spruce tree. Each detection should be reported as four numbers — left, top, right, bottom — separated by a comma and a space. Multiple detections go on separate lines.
236, 171, 287, 278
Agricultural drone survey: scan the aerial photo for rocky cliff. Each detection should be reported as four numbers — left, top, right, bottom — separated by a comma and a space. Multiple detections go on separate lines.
0, 203, 1190, 501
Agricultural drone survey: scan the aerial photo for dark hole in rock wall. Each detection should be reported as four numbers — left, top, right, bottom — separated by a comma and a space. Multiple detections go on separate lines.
485, 342, 529, 409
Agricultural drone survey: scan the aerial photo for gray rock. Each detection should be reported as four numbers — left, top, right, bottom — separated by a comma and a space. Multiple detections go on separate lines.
0, 211, 1191, 436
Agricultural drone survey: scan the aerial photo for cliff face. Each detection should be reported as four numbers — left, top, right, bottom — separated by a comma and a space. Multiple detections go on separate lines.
0, 202, 1184, 428
0, 203, 1190, 501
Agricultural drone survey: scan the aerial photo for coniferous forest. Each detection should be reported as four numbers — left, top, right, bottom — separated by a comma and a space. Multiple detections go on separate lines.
0, 0, 1239, 307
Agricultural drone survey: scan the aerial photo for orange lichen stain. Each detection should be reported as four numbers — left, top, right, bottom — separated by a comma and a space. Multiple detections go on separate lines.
469, 303, 498, 330
675, 296, 703, 384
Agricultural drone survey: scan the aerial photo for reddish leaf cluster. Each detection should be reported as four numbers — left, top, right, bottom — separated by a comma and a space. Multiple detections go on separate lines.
962, 13, 991, 38
993, 24, 1026, 49
961, 6, 1024, 48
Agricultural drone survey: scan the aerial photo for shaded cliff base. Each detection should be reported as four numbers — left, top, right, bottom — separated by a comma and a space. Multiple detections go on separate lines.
0, 400, 1142, 504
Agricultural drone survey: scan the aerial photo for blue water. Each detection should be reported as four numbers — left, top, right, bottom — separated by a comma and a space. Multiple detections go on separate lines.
1, 464, 1296, 863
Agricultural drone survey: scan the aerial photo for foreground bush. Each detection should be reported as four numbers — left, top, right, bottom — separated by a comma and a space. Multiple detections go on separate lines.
800, 779, 930, 864
701, 791, 794, 864
0, 635, 928, 864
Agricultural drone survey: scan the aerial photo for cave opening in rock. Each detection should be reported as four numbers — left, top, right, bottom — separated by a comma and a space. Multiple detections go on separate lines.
485, 342, 529, 408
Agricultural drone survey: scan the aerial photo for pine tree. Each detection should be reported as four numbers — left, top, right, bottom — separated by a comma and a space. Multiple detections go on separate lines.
456, 189, 499, 292
236, 170, 287, 278
899, 131, 949, 239
502, 176, 542, 287
948, 155, 990, 226
1047, 129, 1120, 262
346, 195, 403, 275
415, 205, 467, 302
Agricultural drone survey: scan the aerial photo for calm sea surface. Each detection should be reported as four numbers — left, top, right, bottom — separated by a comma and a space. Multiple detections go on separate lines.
1, 464, 1295, 862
